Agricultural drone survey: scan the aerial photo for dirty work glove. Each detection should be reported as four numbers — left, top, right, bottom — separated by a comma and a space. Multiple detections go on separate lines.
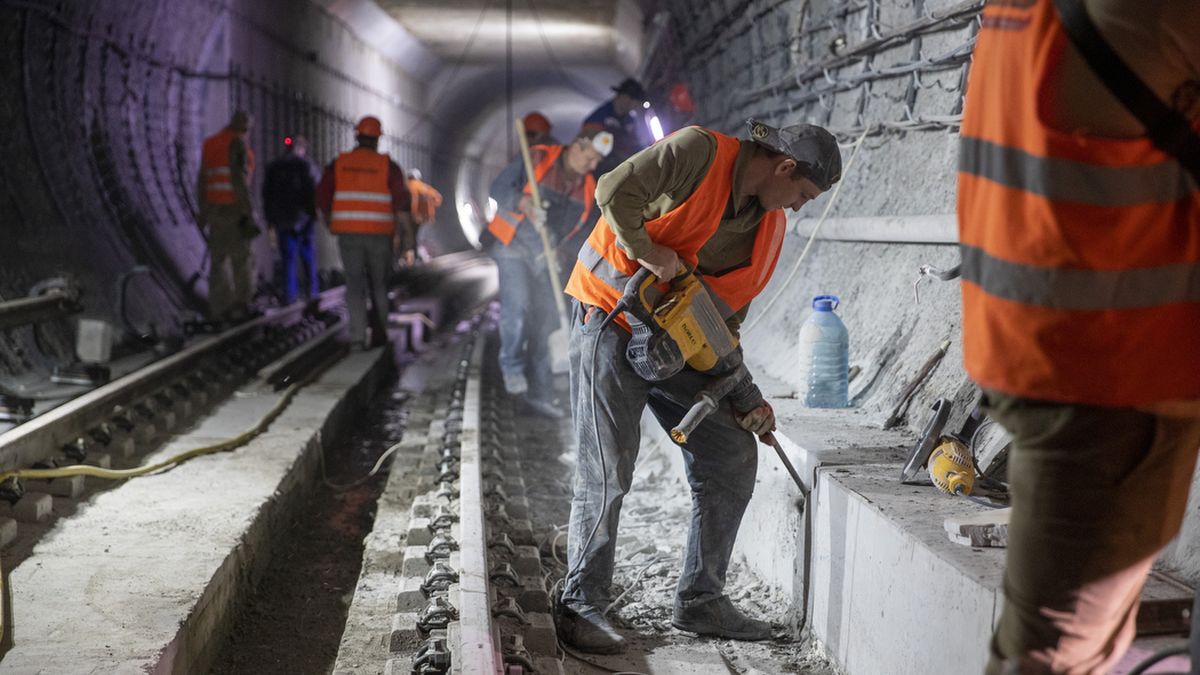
735, 401, 776, 436
525, 203, 547, 230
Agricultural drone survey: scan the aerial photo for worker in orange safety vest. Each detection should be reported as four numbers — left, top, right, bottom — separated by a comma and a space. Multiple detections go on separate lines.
482, 128, 610, 418
316, 115, 414, 349
957, 0, 1200, 672
406, 168, 442, 229
557, 120, 841, 654
197, 110, 258, 322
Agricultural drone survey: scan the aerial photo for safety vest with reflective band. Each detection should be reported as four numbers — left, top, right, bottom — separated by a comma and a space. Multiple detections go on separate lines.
958, 0, 1200, 406
565, 129, 787, 332
200, 129, 255, 205
331, 148, 395, 235
486, 145, 596, 246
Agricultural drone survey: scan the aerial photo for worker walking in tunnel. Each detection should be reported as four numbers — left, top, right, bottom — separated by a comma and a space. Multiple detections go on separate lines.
957, 0, 1200, 672
316, 116, 414, 350
197, 110, 258, 323
262, 135, 320, 305
406, 168, 442, 232
483, 128, 612, 418
582, 78, 652, 177
557, 120, 841, 653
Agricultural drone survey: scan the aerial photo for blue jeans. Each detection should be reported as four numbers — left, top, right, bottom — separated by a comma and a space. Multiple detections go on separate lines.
562, 301, 758, 609
277, 223, 318, 304
492, 248, 558, 395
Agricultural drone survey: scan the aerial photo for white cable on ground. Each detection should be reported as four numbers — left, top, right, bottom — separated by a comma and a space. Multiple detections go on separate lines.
603, 555, 665, 617
321, 438, 405, 491
741, 126, 871, 334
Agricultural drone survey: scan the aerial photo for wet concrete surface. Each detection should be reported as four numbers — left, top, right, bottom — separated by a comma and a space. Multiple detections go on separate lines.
515, 376, 841, 675
208, 381, 412, 674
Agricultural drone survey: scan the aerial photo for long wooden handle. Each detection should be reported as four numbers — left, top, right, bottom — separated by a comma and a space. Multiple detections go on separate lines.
514, 118, 569, 327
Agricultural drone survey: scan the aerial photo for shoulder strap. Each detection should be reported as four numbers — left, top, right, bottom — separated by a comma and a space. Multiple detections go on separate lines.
1052, 0, 1200, 182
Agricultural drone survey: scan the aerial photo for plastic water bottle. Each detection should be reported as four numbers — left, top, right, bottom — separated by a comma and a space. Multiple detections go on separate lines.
798, 295, 849, 408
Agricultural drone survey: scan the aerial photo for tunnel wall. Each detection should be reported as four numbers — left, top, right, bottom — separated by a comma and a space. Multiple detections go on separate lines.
0, 0, 431, 382
641, 0, 982, 448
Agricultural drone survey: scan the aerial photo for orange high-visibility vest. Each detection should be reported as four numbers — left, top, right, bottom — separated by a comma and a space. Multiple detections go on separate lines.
330, 148, 394, 235
958, 0, 1200, 406
409, 178, 443, 225
565, 128, 786, 331
487, 145, 597, 246
200, 129, 255, 205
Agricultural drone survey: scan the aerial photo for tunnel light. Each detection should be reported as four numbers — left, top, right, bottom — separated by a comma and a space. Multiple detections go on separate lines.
642, 101, 650, 109
486, 198, 498, 222
457, 201, 478, 245
649, 115, 665, 142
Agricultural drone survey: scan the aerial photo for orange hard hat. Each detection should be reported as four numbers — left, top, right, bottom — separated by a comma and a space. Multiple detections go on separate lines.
355, 116, 383, 138
670, 83, 695, 115
522, 112, 552, 134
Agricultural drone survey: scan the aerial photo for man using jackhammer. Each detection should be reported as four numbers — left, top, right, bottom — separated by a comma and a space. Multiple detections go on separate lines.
557, 121, 842, 653
958, 0, 1200, 672
483, 128, 613, 418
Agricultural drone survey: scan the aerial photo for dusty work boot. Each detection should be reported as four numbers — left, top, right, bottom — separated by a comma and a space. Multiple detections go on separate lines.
523, 394, 564, 419
503, 370, 528, 396
672, 595, 772, 641
558, 603, 627, 654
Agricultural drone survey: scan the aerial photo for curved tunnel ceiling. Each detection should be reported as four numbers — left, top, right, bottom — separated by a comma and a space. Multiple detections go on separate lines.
366, 0, 653, 248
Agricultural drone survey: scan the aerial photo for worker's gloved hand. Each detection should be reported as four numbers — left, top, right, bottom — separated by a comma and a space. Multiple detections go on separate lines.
735, 401, 776, 436
637, 243, 680, 281
525, 203, 547, 229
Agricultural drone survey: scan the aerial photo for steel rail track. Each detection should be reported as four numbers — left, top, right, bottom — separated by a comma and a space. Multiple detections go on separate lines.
0, 287, 346, 474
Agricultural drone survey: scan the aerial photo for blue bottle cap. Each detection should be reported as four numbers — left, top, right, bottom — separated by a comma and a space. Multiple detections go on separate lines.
812, 295, 840, 311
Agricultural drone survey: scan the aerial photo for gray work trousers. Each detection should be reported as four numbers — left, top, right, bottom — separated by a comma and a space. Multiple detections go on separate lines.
561, 301, 758, 610
207, 205, 254, 318
337, 233, 392, 344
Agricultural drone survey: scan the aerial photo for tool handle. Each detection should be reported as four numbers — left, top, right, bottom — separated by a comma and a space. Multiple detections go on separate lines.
761, 432, 809, 498
514, 118, 569, 328
670, 394, 717, 444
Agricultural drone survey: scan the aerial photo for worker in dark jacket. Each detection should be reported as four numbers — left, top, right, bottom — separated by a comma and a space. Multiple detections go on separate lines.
582, 78, 652, 176
262, 135, 320, 304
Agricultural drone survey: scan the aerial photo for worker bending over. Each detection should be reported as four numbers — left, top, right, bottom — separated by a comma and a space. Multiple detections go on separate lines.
406, 169, 443, 231
484, 128, 612, 418
558, 121, 841, 653
197, 110, 258, 323
316, 116, 414, 350
957, 0, 1200, 672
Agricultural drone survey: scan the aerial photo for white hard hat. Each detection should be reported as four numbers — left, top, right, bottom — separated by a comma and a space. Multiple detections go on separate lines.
591, 131, 614, 157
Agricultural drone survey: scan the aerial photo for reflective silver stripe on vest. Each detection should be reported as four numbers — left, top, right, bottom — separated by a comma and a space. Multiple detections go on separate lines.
578, 241, 631, 290
205, 166, 231, 176
577, 241, 738, 319
960, 244, 1200, 310
959, 136, 1197, 207
331, 211, 394, 222
334, 191, 391, 203
206, 181, 233, 191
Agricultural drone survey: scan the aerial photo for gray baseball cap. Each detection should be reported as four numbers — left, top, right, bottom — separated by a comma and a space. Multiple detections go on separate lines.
746, 118, 842, 190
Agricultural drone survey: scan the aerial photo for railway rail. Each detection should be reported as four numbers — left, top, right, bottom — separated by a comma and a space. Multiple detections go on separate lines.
343, 328, 560, 675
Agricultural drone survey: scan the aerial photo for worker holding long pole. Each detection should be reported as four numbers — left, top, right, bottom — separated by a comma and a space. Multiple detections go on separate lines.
482, 126, 613, 418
